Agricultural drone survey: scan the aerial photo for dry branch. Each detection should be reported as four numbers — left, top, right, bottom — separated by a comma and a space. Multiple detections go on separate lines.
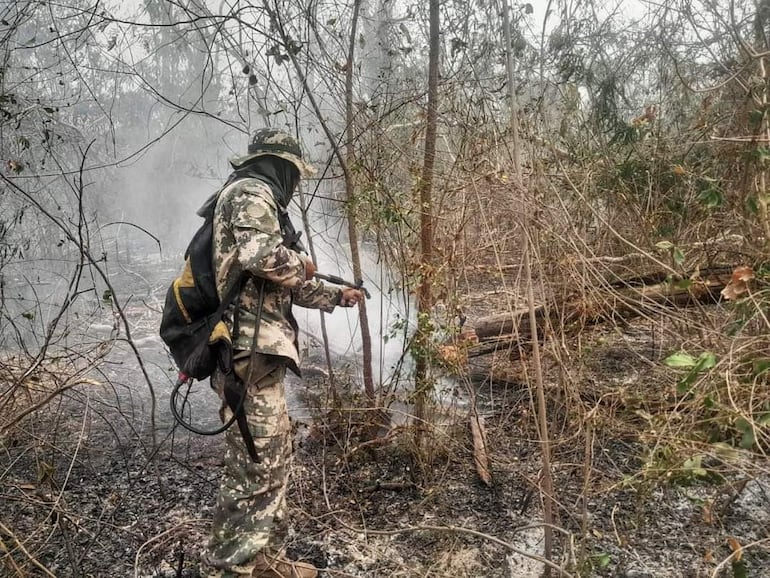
469, 409, 492, 486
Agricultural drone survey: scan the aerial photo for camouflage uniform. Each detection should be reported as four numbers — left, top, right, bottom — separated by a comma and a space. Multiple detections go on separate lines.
204, 131, 340, 577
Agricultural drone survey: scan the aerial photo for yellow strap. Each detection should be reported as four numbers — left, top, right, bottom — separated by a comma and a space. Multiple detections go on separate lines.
172, 277, 192, 324
208, 321, 232, 344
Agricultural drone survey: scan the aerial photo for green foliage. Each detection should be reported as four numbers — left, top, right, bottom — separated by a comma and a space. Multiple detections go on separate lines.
663, 350, 716, 394
655, 241, 686, 266
383, 315, 408, 344
592, 552, 611, 569
696, 177, 724, 208
732, 559, 748, 578
680, 454, 709, 478
734, 417, 756, 450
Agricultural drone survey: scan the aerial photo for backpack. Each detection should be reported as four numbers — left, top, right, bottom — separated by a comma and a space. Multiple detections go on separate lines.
159, 174, 298, 381
159, 190, 244, 382
158, 175, 289, 463
159, 180, 258, 461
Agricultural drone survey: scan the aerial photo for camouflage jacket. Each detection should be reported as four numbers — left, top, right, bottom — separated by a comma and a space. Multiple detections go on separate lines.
212, 177, 341, 375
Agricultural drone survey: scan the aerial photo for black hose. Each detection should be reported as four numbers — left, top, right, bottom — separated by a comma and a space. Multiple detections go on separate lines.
169, 377, 243, 436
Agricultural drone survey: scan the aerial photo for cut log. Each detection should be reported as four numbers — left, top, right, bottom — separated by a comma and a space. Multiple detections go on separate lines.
465, 266, 733, 358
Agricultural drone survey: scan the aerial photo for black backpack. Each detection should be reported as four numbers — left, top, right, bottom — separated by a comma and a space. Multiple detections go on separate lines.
159, 191, 243, 382
159, 182, 262, 462
159, 175, 297, 463
159, 173, 298, 381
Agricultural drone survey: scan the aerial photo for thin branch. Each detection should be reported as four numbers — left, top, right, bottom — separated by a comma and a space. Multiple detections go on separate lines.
0, 520, 57, 578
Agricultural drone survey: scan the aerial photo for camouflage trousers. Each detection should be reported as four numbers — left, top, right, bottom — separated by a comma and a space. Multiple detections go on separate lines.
206, 351, 292, 570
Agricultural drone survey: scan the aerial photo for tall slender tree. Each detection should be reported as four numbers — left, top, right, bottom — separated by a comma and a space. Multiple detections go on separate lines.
413, 0, 440, 447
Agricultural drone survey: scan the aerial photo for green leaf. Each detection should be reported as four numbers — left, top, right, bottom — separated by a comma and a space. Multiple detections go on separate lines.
656, 240, 675, 251
739, 428, 755, 449
683, 455, 708, 477
698, 186, 723, 208
21, 311, 34, 321
756, 146, 770, 165
673, 353, 715, 394
677, 373, 697, 394
735, 417, 756, 449
756, 263, 770, 278
664, 352, 697, 368
673, 247, 686, 265
593, 552, 611, 568
752, 358, 770, 376
694, 352, 717, 372
732, 558, 748, 578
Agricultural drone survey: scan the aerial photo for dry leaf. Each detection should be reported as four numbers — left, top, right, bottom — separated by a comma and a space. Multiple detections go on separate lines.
721, 266, 754, 301
727, 536, 743, 562
438, 345, 466, 367
732, 266, 755, 282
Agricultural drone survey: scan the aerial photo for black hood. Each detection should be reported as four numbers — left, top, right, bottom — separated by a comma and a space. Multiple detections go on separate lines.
230, 156, 299, 209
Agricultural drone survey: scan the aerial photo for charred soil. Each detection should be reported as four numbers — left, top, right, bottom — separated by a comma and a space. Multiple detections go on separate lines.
2, 296, 769, 577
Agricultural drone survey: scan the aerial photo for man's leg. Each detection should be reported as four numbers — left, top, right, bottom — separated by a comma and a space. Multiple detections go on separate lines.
206, 354, 292, 570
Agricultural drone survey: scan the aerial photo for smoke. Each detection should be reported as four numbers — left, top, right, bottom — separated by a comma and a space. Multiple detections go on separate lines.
106, 122, 412, 389
292, 219, 412, 387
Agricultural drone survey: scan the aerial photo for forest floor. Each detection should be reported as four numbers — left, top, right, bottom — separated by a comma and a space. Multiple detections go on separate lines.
4, 322, 769, 578
2, 258, 770, 578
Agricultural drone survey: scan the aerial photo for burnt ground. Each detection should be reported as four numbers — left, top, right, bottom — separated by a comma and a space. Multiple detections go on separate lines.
2, 256, 770, 577
3, 321, 769, 578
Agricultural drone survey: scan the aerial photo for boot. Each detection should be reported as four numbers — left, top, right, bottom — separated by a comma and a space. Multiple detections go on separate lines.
199, 555, 255, 578
250, 551, 318, 578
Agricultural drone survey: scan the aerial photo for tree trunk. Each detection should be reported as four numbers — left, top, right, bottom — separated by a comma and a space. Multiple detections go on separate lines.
344, 0, 376, 401
263, 0, 376, 401
413, 0, 440, 446
504, 0, 553, 570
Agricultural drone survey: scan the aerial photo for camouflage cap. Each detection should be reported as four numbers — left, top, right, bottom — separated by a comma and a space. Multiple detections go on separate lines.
229, 128, 316, 177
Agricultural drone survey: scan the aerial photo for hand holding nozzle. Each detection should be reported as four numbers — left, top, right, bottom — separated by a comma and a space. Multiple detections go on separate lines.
314, 272, 372, 300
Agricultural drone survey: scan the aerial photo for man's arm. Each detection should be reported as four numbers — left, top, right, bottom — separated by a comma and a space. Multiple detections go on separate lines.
228, 181, 365, 308
292, 279, 342, 312
230, 182, 307, 287
293, 280, 364, 311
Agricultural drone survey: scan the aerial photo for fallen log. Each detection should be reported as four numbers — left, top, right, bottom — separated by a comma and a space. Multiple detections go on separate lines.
465, 266, 733, 358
